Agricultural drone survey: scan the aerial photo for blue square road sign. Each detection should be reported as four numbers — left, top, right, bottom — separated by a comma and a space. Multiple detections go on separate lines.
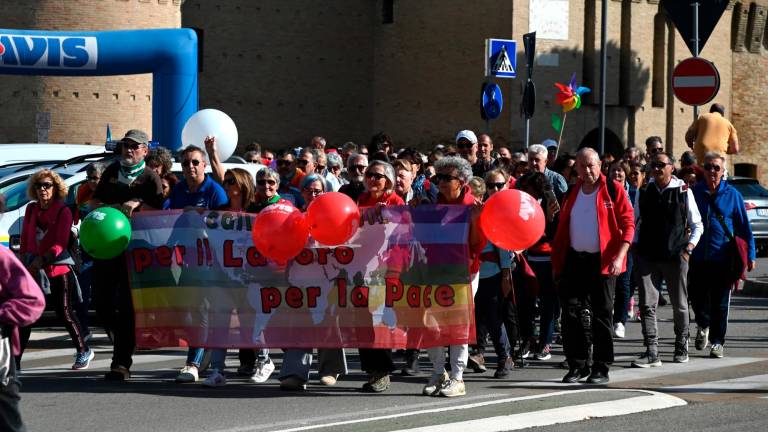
485, 38, 517, 79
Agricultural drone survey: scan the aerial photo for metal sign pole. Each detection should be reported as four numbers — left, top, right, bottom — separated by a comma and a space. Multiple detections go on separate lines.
692, 1, 700, 121
598, 0, 607, 156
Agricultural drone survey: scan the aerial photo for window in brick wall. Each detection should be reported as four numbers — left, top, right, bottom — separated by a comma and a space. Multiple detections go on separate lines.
652, 12, 666, 108
382, 0, 394, 24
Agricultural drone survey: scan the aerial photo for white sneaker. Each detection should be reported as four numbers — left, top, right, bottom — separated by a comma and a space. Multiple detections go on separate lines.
175, 365, 199, 383
202, 370, 227, 387
422, 371, 448, 396
249, 359, 275, 383
613, 322, 626, 339
438, 378, 466, 397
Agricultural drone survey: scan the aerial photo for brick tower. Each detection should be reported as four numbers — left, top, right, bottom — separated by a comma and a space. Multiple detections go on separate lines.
0, 0, 182, 145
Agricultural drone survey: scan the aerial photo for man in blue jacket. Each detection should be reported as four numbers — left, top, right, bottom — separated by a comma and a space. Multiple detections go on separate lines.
689, 152, 756, 359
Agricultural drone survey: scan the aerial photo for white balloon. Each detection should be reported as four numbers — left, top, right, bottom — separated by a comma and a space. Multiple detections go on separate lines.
180, 109, 238, 161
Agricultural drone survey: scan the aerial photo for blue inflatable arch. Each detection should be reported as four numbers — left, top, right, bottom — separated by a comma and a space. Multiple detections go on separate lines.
0, 28, 198, 151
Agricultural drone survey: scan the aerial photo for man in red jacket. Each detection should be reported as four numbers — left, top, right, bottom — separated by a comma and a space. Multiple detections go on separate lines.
551, 148, 635, 384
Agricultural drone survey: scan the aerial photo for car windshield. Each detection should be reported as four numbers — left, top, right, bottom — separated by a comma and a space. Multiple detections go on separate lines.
0, 173, 73, 211
730, 181, 768, 198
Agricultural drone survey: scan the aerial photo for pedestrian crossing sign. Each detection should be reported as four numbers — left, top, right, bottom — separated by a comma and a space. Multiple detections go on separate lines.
485, 38, 517, 78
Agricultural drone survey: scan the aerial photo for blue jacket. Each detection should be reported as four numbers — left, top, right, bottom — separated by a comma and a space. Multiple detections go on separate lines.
691, 179, 756, 263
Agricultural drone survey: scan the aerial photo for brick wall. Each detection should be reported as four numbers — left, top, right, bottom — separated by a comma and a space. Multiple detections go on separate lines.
0, 0, 181, 145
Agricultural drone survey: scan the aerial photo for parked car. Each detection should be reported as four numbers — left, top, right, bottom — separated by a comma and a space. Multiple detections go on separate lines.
728, 176, 768, 256
0, 143, 106, 164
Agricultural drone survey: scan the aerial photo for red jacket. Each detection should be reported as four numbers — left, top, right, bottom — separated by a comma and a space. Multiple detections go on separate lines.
551, 175, 635, 277
21, 200, 73, 278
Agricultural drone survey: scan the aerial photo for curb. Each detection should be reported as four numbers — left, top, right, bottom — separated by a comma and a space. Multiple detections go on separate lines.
741, 279, 768, 297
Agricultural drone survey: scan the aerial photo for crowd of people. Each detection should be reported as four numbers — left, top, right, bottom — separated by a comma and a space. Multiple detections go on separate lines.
0, 105, 756, 406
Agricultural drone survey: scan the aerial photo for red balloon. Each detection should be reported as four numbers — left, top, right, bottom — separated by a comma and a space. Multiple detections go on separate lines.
305, 192, 360, 245
252, 203, 309, 263
479, 189, 545, 251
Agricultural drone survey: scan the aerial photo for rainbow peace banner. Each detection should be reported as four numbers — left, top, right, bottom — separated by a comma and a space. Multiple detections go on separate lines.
127, 206, 475, 349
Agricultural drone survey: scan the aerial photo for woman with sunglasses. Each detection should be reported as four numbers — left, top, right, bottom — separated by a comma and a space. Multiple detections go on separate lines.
202, 168, 278, 387
468, 169, 516, 379
19, 169, 93, 370
278, 174, 349, 391
355, 161, 404, 393
689, 152, 756, 359
421, 156, 486, 398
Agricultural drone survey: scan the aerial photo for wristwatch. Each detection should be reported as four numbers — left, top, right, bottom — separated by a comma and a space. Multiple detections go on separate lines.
685, 247, 694, 255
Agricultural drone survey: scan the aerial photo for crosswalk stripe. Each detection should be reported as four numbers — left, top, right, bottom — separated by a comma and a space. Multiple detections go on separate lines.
660, 374, 768, 394
507, 356, 764, 387
389, 391, 686, 432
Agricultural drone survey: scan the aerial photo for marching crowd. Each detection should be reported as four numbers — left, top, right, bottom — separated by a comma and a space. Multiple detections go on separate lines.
0, 103, 757, 411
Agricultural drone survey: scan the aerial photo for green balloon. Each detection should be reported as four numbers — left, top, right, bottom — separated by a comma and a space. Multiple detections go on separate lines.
80, 207, 132, 260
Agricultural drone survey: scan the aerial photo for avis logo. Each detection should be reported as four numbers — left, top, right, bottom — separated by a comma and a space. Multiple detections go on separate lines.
0, 35, 98, 69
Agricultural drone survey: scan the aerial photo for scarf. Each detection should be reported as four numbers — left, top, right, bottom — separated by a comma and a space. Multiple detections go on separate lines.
118, 160, 146, 185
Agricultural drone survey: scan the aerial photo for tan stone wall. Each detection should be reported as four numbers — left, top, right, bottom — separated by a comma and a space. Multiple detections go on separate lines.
182, 0, 376, 152
0, 0, 181, 145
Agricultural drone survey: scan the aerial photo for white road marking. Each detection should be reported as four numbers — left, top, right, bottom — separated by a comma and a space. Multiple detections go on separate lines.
660, 374, 768, 394
244, 389, 684, 432
390, 391, 686, 432
508, 356, 765, 387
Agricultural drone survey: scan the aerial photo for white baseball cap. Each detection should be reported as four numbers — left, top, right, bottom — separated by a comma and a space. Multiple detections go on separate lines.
455, 130, 478, 144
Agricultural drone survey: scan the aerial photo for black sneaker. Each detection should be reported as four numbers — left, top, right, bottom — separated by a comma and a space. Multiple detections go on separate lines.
562, 367, 590, 383
674, 339, 689, 363
401, 350, 421, 376
518, 339, 533, 359
587, 369, 609, 384
493, 357, 513, 378
104, 365, 130, 381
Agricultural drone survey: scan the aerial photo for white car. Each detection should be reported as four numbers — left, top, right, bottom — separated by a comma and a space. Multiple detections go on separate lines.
0, 161, 266, 250
0, 143, 107, 164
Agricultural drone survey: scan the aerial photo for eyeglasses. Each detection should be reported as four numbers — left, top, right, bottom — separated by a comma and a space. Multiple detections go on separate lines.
247, 159, 260, 164
277, 160, 293, 167
264, 156, 274, 162
435, 173, 460, 183
122, 141, 145, 151
35, 182, 54, 190
703, 163, 722, 172
296, 159, 310, 166
651, 161, 672, 170
351, 164, 367, 172
87, 176, 100, 181
365, 172, 387, 181
485, 182, 506, 190
316, 165, 326, 171
256, 179, 277, 186
649, 147, 663, 154
181, 159, 201, 168
457, 143, 473, 150
303, 188, 323, 196
223, 178, 237, 186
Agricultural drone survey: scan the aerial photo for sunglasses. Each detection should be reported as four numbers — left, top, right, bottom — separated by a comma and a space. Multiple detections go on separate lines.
649, 147, 663, 154
457, 143, 473, 150
247, 159, 260, 164
296, 159, 310, 166
303, 188, 323, 196
181, 159, 201, 168
87, 176, 100, 181
122, 141, 145, 151
351, 164, 367, 171
277, 160, 293, 167
703, 163, 722, 172
35, 182, 54, 190
223, 178, 237, 186
486, 182, 506, 190
651, 161, 672, 169
435, 173, 460, 183
256, 179, 277, 186
365, 172, 387, 180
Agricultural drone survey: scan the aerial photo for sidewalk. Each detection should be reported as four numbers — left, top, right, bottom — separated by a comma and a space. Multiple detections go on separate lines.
742, 257, 768, 297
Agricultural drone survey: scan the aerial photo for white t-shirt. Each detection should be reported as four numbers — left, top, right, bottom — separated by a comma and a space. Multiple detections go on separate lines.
569, 187, 600, 253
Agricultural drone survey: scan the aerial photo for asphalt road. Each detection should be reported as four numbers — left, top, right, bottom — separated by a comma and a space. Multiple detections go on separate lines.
18, 280, 768, 431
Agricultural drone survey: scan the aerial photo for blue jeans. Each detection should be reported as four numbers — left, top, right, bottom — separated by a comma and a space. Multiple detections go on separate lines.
186, 347, 205, 367
210, 349, 270, 371
613, 252, 633, 325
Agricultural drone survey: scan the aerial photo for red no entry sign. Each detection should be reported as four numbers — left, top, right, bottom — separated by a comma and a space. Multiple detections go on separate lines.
672, 57, 720, 106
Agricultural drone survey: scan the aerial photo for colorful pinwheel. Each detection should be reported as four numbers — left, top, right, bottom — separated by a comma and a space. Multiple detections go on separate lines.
554, 73, 591, 113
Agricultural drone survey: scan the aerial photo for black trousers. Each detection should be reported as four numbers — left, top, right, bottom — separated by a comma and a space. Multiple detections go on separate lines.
559, 249, 616, 372
359, 349, 394, 374
93, 254, 135, 370
0, 358, 25, 432
474, 273, 519, 358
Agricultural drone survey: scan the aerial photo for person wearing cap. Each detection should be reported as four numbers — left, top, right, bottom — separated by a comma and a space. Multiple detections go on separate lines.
90, 129, 164, 381
455, 130, 479, 167
543, 139, 558, 168
473, 134, 496, 178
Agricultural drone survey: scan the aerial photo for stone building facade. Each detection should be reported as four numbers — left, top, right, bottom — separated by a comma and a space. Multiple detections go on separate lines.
1, 1, 766, 183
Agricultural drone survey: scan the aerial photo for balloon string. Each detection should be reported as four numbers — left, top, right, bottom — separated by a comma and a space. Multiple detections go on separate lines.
555, 112, 567, 160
